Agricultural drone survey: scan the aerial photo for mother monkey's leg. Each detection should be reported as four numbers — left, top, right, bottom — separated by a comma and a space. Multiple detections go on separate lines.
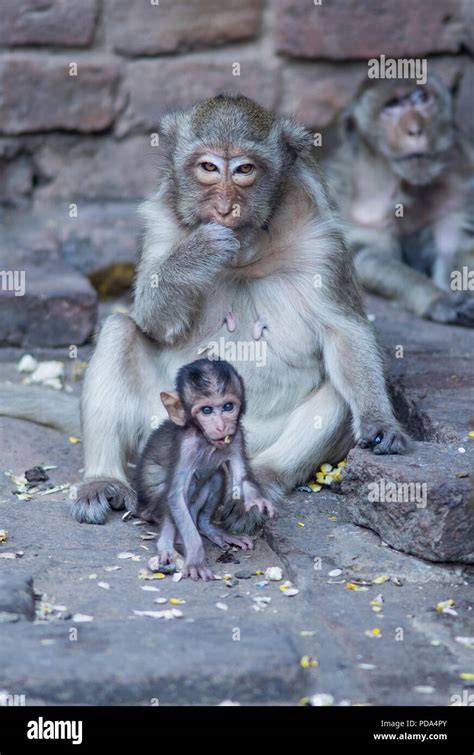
72, 313, 166, 524
221, 382, 353, 532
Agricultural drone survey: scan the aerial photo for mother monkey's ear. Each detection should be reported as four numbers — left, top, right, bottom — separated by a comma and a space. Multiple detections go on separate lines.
277, 117, 313, 162
159, 111, 194, 149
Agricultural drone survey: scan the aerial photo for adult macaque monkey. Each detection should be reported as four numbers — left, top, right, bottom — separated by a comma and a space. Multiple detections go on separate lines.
0, 94, 408, 527
328, 74, 474, 326
137, 359, 274, 581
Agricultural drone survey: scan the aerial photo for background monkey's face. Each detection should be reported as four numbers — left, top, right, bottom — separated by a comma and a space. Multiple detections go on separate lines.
190, 394, 241, 447
191, 149, 260, 228
349, 77, 455, 186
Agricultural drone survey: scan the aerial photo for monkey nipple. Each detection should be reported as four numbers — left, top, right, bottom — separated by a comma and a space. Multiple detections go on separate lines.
252, 318, 267, 340
224, 311, 236, 332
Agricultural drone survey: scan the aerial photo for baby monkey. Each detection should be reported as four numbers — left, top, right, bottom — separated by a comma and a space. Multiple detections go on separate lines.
136, 359, 276, 581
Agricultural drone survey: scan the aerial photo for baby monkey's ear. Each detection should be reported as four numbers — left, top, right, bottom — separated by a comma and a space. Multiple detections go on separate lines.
160, 391, 186, 426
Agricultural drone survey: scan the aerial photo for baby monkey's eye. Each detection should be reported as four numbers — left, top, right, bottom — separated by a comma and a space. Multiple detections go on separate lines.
223, 402, 234, 412
235, 164, 254, 174
200, 162, 218, 172
411, 88, 430, 104
201, 406, 213, 415
383, 97, 400, 110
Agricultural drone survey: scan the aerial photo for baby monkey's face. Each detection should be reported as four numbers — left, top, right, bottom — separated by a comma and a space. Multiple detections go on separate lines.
191, 393, 241, 448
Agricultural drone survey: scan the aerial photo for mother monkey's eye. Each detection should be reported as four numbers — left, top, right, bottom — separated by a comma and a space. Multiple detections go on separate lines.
200, 162, 218, 172
235, 163, 255, 174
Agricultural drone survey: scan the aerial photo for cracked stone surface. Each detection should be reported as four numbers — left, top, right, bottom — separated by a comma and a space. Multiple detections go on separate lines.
0, 294, 473, 706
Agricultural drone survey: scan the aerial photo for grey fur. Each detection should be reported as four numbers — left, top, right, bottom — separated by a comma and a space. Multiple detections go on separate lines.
327, 73, 474, 325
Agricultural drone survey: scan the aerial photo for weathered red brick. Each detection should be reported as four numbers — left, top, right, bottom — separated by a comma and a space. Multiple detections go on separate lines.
106, 0, 263, 56
280, 62, 367, 128
0, 242, 97, 348
0, 0, 97, 47
0, 155, 34, 205
276, 0, 467, 59
115, 56, 279, 137
0, 57, 120, 135
35, 135, 155, 201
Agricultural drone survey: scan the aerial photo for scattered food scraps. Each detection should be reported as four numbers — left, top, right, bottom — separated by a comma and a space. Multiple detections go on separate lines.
300, 656, 319, 669
37, 484, 70, 496
215, 603, 228, 611
302, 693, 334, 706
25, 360, 64, 390
68, 437, 81, 445
169, 598, 185, 605
264, 566, 283, 581
0, 530, 8, 544
72, 614, 93, 622
455, 637, 474, 649
117, 552, 140, 560
365, 628, 382, 638
459, 673, 474, 681
24, 466, 49, 483
216, 550, 239, 564
133, 609, 182, 620
372, 575, 390, 584
97, 582, 110, 590
138, 569, 165, 580
370, 594, 384, 607
346, 582, 369, 592
71, 360, 88, 380
436, 599, 456, 614
17, 354, 37, 373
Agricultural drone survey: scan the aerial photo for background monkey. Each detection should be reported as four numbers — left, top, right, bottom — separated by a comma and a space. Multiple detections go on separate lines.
327, 73, 474, 326
0, 94, 409, 529
136, 359, 275, 581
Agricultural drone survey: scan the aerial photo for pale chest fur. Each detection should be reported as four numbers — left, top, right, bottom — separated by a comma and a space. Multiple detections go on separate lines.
159, 263, 324, 419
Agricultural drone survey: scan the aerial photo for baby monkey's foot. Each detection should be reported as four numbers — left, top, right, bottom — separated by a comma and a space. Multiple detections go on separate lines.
206, 529, 254, 551
182, 562, 214, 582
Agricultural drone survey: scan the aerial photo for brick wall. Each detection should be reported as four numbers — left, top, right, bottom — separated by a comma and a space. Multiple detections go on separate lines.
0, 0, 472, 287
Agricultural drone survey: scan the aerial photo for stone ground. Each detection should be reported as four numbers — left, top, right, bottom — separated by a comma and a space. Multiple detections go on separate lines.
0, 295, 473, 706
